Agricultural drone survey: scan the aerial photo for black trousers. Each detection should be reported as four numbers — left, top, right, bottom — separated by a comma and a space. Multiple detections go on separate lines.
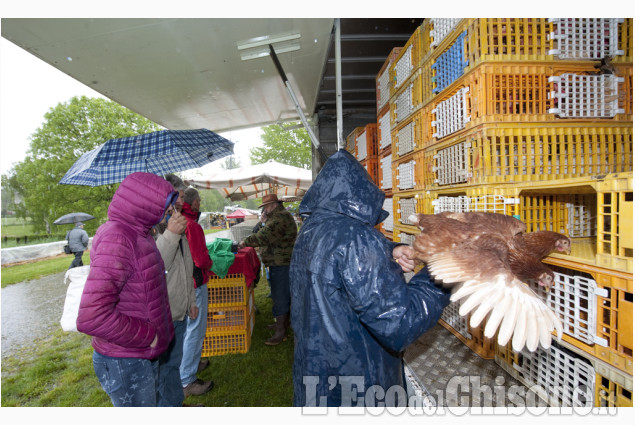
69, 251, 84, 269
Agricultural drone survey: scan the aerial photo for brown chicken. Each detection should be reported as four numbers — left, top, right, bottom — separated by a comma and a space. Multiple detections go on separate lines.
408, 212, 567, 352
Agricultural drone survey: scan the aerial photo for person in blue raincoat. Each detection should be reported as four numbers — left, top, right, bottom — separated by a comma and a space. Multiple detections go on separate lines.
290, 149, 451, 408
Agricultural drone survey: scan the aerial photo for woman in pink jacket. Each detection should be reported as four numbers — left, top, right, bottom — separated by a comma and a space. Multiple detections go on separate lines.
77, 172, 178, 407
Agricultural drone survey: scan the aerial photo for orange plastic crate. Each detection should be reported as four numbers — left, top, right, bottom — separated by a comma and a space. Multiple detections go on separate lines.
360, 157, 379, 186
392, 149, 428, 193
356, 123, 378, 161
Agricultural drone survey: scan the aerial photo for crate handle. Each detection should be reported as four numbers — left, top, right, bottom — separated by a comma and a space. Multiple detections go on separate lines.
212, 312, 226, 319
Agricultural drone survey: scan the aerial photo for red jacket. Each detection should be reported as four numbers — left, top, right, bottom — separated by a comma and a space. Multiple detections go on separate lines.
182, 202, 213, 287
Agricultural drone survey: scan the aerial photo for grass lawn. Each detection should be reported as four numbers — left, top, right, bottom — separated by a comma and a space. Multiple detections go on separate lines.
1, 252, 90, 288
0, 277, 294, 406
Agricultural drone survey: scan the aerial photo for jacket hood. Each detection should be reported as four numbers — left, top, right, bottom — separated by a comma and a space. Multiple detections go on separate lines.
299, 149, 388, 225
108, 172, 177, 234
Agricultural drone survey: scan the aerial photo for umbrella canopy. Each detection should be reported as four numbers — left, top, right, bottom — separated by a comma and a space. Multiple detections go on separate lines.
59, 129, 234, 186
226, 208, 256, 219
53, 212, 96, 225
186, 160, 312, 201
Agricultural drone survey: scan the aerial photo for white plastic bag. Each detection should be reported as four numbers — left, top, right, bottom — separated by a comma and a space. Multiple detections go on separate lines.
61, 265, 91, 332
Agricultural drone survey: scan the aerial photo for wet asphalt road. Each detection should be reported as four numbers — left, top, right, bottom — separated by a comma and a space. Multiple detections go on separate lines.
1, 271, 68, 359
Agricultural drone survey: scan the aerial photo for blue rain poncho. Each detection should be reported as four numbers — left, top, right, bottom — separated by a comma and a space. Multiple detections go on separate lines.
290, 149, 450, 407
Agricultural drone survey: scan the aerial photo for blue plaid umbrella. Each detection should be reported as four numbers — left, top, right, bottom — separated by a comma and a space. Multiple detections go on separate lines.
59, 129, 234, 186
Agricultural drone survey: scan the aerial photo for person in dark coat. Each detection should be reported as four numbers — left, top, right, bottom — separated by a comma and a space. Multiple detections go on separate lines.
290, 149, 451, 407
66, 221, 89, 269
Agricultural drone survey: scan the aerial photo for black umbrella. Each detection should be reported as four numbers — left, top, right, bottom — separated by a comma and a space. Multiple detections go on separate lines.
53, 212, 96, 225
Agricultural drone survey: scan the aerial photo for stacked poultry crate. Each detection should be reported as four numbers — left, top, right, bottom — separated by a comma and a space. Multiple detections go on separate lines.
201, 274, 255, 356
386, 18, 633, 407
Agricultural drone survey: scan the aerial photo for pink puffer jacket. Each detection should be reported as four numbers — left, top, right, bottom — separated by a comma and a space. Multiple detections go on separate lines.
77, 172, 176, 359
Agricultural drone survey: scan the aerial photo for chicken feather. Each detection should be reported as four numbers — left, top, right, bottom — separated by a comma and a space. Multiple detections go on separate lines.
408, 212, 566, 353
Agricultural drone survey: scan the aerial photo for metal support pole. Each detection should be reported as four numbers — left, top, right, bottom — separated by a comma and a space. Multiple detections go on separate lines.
335, 18, 344, 150
268, 44, 328, 163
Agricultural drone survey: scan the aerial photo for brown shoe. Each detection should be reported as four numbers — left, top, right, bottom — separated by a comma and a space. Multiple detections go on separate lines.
197, 358, 209, 373
265, 314, 289, 346
183, 379, 214, 397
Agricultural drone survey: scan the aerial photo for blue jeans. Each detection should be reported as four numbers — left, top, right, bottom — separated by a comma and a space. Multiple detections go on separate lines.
269, 265, 290, 317
93, 351, 159, 407
180, 284, 208, 387
157, 319, 186, 406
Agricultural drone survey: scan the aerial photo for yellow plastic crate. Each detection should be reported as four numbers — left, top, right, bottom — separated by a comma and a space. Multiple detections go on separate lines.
392, 149, 428, 193
596, 368, 633, 407
425, 62, 632, 147
543, 258, 633, 374
425, 123, 632, 187
464, 18, 554, 68
207, 273, 249, 308
391, 107, 427, 160
390, 69, 423, 128
595, 174, 633, 272
378, 148, 393, 197
376, 46, 403, 112
389, 25, 422, 96
207, 288, 254, 333
377, 106, 392, 156
439, 304, 495, 360
492, 173, 633, 273
496, 338, 633, 407
201, 311, 255, 357
392, 191, 426, 227
613, 18, 633, 64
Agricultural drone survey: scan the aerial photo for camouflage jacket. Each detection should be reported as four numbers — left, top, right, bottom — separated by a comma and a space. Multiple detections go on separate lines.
243, 205, 297, 266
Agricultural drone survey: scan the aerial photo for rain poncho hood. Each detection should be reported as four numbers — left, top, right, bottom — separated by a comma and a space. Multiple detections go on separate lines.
290, 149, 450, 407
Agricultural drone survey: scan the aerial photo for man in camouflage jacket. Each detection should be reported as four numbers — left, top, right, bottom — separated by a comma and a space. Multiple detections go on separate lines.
239, 193, 297, 345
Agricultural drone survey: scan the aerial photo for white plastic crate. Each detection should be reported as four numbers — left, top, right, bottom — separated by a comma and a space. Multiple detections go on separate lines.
397, 197, 417, 224
382, 197, 394, 232
394, 83, 414, 124
394, 44, 413, 90
395, 121, 416, 156
566, 197, 596, 238
396, 160, 416, 190
433, 141, 470, 185
398, 232, 416, 246
430, 18, 463, 48
549, 74, 625, 118
431, 87, 471, 139
378, 66, 391, 110
513, 343, 596, 407
380, 154, 392, 190
357, 129, 368, 161
433, 194, 519, 214
440, 298, 470, 340
432, 195, 471, 214
549, 18, 625, 60
378, 110, 392, 151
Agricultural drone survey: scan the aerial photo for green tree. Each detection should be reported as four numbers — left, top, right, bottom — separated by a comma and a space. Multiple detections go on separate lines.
220, 155, 241, 170
249, 122, 311, 169
2, 96, 161, 235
